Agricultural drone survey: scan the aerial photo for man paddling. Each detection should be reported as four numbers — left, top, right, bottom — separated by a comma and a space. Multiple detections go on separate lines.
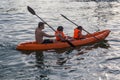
35, 22, 55, 44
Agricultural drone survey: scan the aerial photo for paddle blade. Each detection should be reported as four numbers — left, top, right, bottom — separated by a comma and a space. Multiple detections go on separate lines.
27, 6, 36, 15
66, 40, 75, 48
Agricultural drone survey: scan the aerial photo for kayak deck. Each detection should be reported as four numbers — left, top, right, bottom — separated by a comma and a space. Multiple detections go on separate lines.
16, 29, 110, 51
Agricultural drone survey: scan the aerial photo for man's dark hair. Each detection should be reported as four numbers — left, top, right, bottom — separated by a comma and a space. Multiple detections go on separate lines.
38, 22, 44, 28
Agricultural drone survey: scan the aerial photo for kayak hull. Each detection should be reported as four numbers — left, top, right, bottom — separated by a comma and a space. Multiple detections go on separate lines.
16, 30, 110, 51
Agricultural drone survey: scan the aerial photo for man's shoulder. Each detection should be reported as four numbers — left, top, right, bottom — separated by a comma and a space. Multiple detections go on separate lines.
36, 29, 44, 33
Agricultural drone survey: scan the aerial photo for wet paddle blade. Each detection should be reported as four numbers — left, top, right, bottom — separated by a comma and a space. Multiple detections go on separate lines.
66, 40, 75, 48
27, 6, 36, 15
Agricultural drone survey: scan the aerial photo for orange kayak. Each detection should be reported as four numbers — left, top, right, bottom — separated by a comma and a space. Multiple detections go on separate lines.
16, 29, 110, 51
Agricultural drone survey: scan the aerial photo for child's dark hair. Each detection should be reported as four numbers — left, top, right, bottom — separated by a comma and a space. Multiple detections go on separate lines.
77, 26, 82, 30
57, 26, 64, 31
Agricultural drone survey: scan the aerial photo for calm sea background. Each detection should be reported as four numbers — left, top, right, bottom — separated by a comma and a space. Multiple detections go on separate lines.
0, 0, 120, 80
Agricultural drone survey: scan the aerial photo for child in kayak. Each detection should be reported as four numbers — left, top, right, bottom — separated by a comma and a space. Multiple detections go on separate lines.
73, 26, 85, 40
55, 26, 72, 41
35, 22, 55, 44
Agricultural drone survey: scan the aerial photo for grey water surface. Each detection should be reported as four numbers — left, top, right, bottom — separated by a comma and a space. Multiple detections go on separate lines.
0, 0, 120, 80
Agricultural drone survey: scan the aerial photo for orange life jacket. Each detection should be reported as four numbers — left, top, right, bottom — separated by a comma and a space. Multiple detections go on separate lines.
55, 31, 66, 41
74, 28, 82, 39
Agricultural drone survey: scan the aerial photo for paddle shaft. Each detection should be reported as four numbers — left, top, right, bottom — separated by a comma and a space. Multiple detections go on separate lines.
61, 14, 100, 41
35, 14, 56, 31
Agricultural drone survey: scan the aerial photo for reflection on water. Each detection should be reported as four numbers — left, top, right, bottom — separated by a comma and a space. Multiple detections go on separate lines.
35, 51, 44, 68
35, 51, 48, 80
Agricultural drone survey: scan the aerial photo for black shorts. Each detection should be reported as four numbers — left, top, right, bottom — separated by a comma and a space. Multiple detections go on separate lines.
42, 39, 53, 44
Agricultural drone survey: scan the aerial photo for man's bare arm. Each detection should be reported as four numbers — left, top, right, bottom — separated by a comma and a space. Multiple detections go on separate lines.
43, 32, 55, 37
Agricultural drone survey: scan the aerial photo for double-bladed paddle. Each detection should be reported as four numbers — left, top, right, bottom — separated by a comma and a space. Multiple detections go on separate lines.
27, 6, 75, 48
60, 14, 100, 41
